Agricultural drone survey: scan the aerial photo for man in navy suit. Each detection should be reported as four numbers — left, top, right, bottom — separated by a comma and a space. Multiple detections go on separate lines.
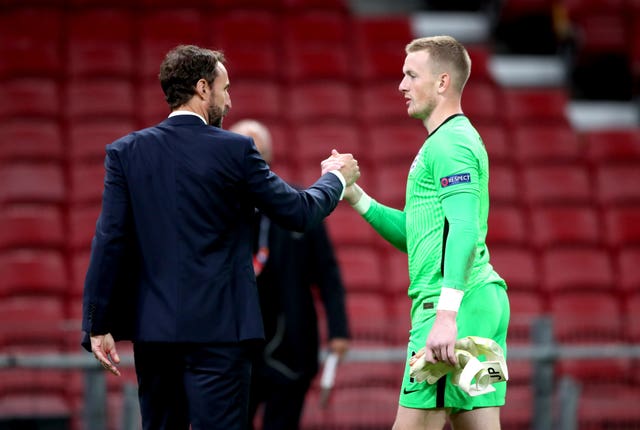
81, 45, 360, 430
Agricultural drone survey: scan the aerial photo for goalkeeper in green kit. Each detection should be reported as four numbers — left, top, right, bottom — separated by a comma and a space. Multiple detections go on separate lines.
329, 36, 510, 429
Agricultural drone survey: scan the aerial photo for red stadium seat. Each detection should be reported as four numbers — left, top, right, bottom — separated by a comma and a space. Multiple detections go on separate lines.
385, 252, 410, 296
69, 120, 134, 163
284, 45, 351, 82
365, 124, 426, 166
486, 205, 527, 247
570, 13, 628, 57
139, 81, 171, 127
284, 82, 355, 121
0, 120, 63, 162
0, 205, 65, 250
336, 247, 383, 294
0, 296, 66, 349
213, 0, 285, 9
530, 205, 601, 249
475, 123, 511, 165
0, 78, 60, 119
388, 293, 411, 344
344, 293, 390, 345
489, 247, 539, 291
582, 128, 640, 165
0, 9, 63, 77
325, 205, 377, 247
604, 207, 640, 248
357, 81, 414, 123
578, 385, 640, 430
0, 162, 65, 205
541, 248, 614, 293
282, 12, 350, 81
506, 290, 545, 343
0, 250, 67, 297
68, 163, 106, 206
353, 16, 413, 81
68, 205, 101, 251
550, 291, 623, 342
290, 122, 360, 166
512, 123, 582, 164
0, 368, 68, 398
618, 248, 640, 295
211, 11, 280, 79
595, 165, 640, 205
66, 79, 135, 120
70, 250, 91, 298
373, 164, 410, 208
563, 0, 624, 16
626, 292, 640, 342
462, 82, 500, 124
521, 164, 592, 206
138, 9, 206, 79
304, 386, 397, 429
501, 88, 569, 125
489, 165, 520, 205
282, 11, 349, 46
466, 44, 496, 84
223, 80, 282, 125
500, 385, 533, 430
282, 0, 349, 13
0, 393, 71, 423
67, 9, 134, 78
331, 361, 401, 390
557, 357, 632, 386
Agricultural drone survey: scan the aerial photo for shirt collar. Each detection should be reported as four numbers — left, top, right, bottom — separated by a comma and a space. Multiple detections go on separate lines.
168, 110, 207, 125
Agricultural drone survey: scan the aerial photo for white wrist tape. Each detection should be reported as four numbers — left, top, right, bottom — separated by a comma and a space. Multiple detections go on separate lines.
436, 287, 464, 312
352, 191, 372, 215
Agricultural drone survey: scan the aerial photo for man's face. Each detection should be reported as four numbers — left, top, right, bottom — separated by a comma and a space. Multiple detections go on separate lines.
398, 50, 438, 121
207, 63, 231, 127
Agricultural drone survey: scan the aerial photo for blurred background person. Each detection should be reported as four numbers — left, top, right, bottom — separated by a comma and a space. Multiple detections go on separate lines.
230, 119, 351, 430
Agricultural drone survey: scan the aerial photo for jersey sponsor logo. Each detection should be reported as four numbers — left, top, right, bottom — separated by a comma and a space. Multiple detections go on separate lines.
440, 173, 471, 188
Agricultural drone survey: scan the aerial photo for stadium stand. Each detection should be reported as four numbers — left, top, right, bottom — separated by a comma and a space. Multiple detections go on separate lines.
1, 0, 639, 428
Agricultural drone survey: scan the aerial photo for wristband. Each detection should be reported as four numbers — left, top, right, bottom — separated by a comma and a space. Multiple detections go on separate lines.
437, 287, 464, 312
352, 191, 372, 215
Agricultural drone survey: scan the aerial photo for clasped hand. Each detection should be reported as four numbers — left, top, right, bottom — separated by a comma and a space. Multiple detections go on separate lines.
321, 149, 360, 186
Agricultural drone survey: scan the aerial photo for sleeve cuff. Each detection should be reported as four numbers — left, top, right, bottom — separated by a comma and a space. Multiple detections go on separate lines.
352, 191, 372, 215
436, 287, 464, 312
328, 170, 346, 200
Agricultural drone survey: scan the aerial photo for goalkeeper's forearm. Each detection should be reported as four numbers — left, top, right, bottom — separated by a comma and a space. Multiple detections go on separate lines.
348, 184, 407, 252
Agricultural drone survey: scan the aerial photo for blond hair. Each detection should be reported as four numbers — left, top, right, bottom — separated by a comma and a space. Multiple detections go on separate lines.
406, 36, 471, 93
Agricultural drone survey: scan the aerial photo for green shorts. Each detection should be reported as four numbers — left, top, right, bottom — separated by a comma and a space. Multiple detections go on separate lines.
398, 283, 510, 412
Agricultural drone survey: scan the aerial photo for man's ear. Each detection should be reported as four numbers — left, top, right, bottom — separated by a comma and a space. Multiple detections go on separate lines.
196, 79, 208, 99
438, 73, 450, 93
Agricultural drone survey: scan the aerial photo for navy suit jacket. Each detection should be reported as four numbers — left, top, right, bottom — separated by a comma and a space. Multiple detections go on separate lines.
81, 115, 343, 350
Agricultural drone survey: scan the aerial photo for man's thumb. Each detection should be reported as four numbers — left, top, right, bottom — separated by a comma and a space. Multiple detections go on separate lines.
331, 149, 340, 156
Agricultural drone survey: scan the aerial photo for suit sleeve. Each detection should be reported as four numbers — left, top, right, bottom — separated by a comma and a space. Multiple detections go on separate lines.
242, 140, 343, 232
308, 222, 350, 340
82, 146, 133, 339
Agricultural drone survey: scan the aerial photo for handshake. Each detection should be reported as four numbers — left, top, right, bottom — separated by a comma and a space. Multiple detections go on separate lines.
321, 149, 360, 187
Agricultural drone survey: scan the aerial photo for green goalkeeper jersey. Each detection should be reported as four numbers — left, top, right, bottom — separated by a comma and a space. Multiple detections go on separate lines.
362, 115, 506, 309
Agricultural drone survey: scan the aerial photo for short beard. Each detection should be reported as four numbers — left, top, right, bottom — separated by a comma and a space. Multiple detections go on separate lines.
207, 105, 227, 128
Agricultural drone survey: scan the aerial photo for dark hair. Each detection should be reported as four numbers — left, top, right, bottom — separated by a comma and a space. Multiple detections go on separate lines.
159, 45, 225, 110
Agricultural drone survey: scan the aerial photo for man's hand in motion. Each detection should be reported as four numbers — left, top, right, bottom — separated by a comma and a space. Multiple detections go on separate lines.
91, 333, 121, 376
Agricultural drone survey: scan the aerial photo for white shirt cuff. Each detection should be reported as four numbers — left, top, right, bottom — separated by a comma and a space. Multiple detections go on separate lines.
328, 170, 346, 200
437, 287, 464, 312
352, 191, 372, 215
